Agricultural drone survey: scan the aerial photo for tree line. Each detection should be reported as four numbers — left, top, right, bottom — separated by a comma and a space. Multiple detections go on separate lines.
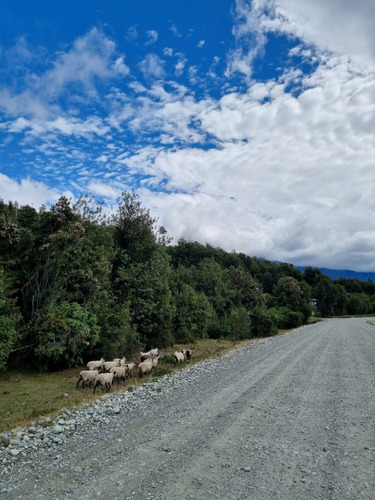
1, 192, 374, 371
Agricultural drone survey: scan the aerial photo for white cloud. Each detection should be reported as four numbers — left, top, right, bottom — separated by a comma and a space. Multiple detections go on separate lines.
146, 30, 158, 45
138, 54, 165, 79
108, 52, 375, 270
86, 181, 121, 199
0, 173, 71, 208
114, 56, 130, 76
1, 6, 375, 273
233, 0, 375, 69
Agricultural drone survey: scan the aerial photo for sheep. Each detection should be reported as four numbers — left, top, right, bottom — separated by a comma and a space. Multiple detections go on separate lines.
110, 366, 127, 383
124, 362, 136, 378
150, 353, 161, 372
93, 372, 114, 393
103, 357, 126, 372
138, 359, 153, 378
185, 349, 192, 362
76, 369, 99, 389
139, 351, 152, 362
86, 357, 105, 372
174, 350, 186, 367
139, 348, 159, 362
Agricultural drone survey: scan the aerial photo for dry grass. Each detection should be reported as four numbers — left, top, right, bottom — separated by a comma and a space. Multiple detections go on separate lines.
0, 337, 254, 433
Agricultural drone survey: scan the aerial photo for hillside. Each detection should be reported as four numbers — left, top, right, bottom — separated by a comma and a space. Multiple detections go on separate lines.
296, 266, 375, 282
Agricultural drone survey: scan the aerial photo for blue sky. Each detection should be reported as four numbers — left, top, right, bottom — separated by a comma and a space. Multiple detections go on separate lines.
1, 0, 375, 272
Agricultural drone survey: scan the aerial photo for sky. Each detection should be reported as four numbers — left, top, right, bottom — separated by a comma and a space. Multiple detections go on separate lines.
1, 0, 375, 272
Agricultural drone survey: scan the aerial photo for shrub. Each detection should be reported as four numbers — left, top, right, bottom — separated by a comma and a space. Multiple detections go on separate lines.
33, 302, 100, 371
249, 307, 277, 337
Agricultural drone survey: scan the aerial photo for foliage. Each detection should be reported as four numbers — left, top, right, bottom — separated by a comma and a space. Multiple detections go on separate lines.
33, 302, 100, 371
0, 268, 22, 369
1, 192, 374, 371
249, 307, 278, 337
172, 283, 214, 343
223, 306, 252, 341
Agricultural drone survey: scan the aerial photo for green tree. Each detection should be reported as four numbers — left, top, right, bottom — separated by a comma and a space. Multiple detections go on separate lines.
172, 283, 214, 343
224, 306, 252, 341
315, 277, 336, 317
228, 266, 264, 310
34, 301, 100, 370
0, 267, 22, 369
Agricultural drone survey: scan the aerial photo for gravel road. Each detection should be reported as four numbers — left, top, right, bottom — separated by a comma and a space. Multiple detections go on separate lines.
1, 317, 374, 499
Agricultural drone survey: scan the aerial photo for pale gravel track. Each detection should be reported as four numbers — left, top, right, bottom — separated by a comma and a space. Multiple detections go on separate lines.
1, 317, 374, 499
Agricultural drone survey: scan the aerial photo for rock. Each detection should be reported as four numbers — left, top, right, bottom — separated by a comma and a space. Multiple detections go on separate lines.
52, 425, 64, 434
1, 434, 10, 446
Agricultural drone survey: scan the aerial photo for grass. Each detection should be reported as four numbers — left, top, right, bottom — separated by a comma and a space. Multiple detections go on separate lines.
0, 337, 254, 434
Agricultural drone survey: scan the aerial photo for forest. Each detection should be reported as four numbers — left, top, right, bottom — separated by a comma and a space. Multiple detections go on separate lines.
1, 191, 375, 372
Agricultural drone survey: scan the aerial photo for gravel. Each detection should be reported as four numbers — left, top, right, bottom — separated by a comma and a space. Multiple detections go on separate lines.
0, 317, 374, 499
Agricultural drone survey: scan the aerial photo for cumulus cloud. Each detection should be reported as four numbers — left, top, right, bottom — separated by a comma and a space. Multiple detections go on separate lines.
0, 173, 72, 208
232, 0, 375, 70
1, 4, 375, 272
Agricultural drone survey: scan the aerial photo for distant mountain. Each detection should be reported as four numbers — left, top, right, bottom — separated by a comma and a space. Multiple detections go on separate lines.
296, 266, 375, 282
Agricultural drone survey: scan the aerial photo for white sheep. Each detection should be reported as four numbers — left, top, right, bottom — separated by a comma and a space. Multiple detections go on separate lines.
76, 369, 99, 389
139, 351, 152, 362
110, 366, 127, 383
138, 359, 153, 378
124, 362, 136, 378
103, 357, 126, 372
174, 350, 186, 367
93, 372, 114, 393
86, 357, 105, 372
150, 348, 159, 357
150, 353, 161, 372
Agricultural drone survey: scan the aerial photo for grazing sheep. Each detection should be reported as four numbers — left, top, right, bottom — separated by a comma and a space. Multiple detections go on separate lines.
150, 348, 159, 357
76, 369, 99, 389
124, 362, 136, 378
87, 357, 105, 372
185, 349, 192, 362
110, 366, 127, 383
138, 359, 153, 378
150, 353, 161, 372
103, 357, 126, 372
174, 350, 186, 367
139, 351, 152, 362
93, 372, 114, 393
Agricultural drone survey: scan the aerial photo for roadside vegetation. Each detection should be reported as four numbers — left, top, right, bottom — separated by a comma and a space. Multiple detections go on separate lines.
0, 336, 269, 433
1, 191, 374, 430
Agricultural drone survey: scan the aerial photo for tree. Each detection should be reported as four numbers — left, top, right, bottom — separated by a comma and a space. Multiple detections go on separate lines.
0, 267, 22, 369
228, 266, 264, 310
111, 190, 157, 262
33, 301, 100, 370
315, 277, 336, 317
172, 283, 214, 343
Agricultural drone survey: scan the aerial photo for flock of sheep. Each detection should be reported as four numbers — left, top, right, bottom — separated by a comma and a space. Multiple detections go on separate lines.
76, 348, 192, 394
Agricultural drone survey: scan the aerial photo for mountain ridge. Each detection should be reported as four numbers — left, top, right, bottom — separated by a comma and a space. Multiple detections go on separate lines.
295, 266, 375, 282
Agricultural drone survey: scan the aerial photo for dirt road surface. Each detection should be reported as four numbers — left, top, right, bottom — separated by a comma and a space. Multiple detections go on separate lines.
1, 317, 374, 499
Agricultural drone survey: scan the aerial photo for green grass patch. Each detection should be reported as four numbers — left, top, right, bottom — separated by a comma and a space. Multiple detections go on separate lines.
0, 336, 273, 433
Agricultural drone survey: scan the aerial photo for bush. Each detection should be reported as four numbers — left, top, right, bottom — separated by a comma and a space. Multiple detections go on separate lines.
223, 307, 252, 341
269, 307, 303, 329
33, 302, 100, 371
249, 307, 277, 337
